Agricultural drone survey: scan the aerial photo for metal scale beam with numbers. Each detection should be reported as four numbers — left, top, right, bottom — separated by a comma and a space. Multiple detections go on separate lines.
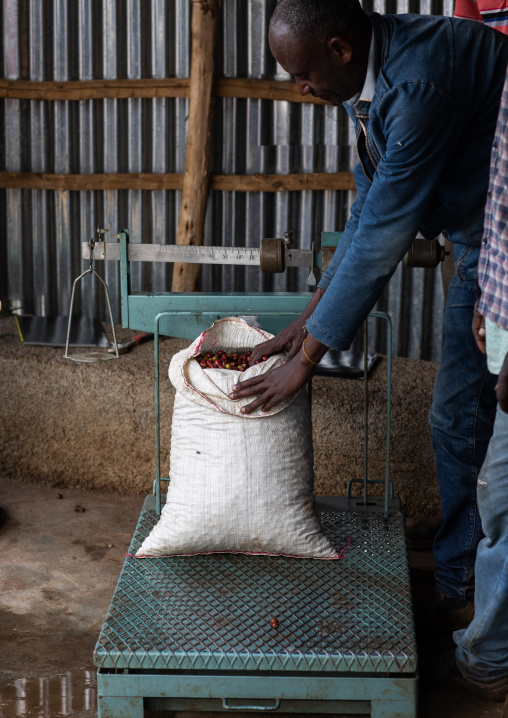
82, 229, 319, 341
86, 229, 418, 718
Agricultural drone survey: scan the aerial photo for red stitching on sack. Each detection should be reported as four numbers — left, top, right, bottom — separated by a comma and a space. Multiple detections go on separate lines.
194, 332, 218, 355
192, 321, 270, 357
125, 538, 350, 561
336, 536, 350, 559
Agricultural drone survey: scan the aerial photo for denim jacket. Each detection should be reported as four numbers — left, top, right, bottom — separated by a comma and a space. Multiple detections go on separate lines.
307, 13, 508, 350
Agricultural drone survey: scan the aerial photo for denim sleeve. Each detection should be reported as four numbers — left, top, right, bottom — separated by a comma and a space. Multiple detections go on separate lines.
308, 82, 465, 350
318, 162, 373, 291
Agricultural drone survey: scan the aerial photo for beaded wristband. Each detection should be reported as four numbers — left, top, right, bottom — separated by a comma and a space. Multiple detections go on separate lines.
302, 337, 319, 365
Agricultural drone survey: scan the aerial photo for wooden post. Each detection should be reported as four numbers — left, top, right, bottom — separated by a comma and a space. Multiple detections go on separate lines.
171, 0, 220, 292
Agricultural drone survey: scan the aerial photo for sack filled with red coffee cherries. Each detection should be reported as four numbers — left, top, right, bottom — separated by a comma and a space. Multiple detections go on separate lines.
194, 348, 270, 372
135, 317, 338, 560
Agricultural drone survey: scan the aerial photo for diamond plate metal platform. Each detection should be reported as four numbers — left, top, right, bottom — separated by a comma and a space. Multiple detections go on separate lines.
94, 495, 417, 718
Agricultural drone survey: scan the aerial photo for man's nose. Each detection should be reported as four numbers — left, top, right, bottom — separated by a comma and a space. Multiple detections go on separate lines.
295, 77, 311, 96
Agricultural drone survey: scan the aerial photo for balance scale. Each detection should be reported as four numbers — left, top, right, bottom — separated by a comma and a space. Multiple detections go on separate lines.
84, 229, 418, 718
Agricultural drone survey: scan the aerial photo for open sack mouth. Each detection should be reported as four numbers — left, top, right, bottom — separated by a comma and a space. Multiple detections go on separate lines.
134, 317, 339, 560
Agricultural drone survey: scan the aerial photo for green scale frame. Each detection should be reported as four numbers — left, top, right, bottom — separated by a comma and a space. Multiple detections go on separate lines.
93, 230, 418, 717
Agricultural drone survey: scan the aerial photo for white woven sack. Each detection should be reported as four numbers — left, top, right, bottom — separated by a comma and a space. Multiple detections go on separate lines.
136, 318, 338, 559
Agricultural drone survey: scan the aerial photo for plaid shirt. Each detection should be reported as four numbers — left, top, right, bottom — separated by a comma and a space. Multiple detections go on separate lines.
478, 67, 508, 329
455, 0, 508, 35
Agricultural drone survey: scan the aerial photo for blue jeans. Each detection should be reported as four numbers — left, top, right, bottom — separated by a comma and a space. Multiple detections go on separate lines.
429, 244, 497, 600
454, 404, 508, 682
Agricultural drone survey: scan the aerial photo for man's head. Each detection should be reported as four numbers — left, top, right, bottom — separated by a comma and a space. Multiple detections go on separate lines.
269, 0, 372, 105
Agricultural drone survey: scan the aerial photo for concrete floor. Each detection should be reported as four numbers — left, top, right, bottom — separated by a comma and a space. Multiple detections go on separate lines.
0, 477, 504, 718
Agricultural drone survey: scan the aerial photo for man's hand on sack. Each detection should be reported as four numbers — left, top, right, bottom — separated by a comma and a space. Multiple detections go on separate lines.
249, 317, 308, 365
229, 333, 328, 414
249, 288, 325, 365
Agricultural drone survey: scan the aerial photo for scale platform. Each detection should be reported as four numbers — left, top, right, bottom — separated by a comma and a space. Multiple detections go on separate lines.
90, 229, 416, 716
94, 495, 417, 718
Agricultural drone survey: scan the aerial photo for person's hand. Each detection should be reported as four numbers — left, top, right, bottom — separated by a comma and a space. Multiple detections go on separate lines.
496, 352, 508, 413
229, 353, 315, 414
249, 316, 308, 365
249, 288, 325, 365
472, 300, 486, 354
230, 334, 328, 414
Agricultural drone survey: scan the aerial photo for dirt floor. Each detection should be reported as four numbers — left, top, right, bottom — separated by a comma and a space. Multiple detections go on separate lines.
0, 316, 441, 521
0, 477, 504, 718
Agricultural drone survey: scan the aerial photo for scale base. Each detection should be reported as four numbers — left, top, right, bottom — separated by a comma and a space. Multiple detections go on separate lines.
94, 495, 417, 717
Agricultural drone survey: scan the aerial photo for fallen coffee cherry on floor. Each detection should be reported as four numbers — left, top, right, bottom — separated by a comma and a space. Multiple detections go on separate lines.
194, 349, 274, 371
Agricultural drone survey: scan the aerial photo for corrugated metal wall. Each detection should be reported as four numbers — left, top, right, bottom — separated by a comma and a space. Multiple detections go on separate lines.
0, 0, 455, 361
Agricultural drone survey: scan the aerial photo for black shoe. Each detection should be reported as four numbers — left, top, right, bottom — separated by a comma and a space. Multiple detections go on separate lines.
429, 593, 475, 633
423, 650, 508, 703
458, 670, 508, 703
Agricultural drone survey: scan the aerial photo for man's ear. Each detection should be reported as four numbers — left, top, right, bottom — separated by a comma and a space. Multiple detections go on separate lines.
329, 36, 353, 64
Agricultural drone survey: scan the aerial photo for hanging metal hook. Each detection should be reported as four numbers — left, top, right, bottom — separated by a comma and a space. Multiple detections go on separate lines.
64, 227, 120, 363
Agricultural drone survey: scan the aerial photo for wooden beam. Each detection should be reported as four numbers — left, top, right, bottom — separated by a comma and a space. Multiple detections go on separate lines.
0, 77, 325, 104
212, 172, 355, 192
0, 171, 355, 192
0, 78, 190, 100
0, 172, 182, 191
171, 0, 221, 293
218, 78, 325, 104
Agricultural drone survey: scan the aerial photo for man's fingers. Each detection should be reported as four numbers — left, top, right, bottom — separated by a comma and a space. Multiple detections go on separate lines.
250, 335, 294, 364
228, 375, 265, 399
249, 348, 265, 364
240, 395, 272, 414
234, 375, 262, 389
255, 396, 281, 413
250, 340, 277, 364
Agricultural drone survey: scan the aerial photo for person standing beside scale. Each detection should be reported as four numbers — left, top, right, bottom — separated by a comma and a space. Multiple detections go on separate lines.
229, 0, 508, 634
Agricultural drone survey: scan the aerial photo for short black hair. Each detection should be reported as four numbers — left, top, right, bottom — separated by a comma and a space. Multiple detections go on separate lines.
270, 0, 369, 44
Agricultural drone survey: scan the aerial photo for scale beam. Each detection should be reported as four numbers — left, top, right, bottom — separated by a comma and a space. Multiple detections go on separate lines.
82, 241, 314, 269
